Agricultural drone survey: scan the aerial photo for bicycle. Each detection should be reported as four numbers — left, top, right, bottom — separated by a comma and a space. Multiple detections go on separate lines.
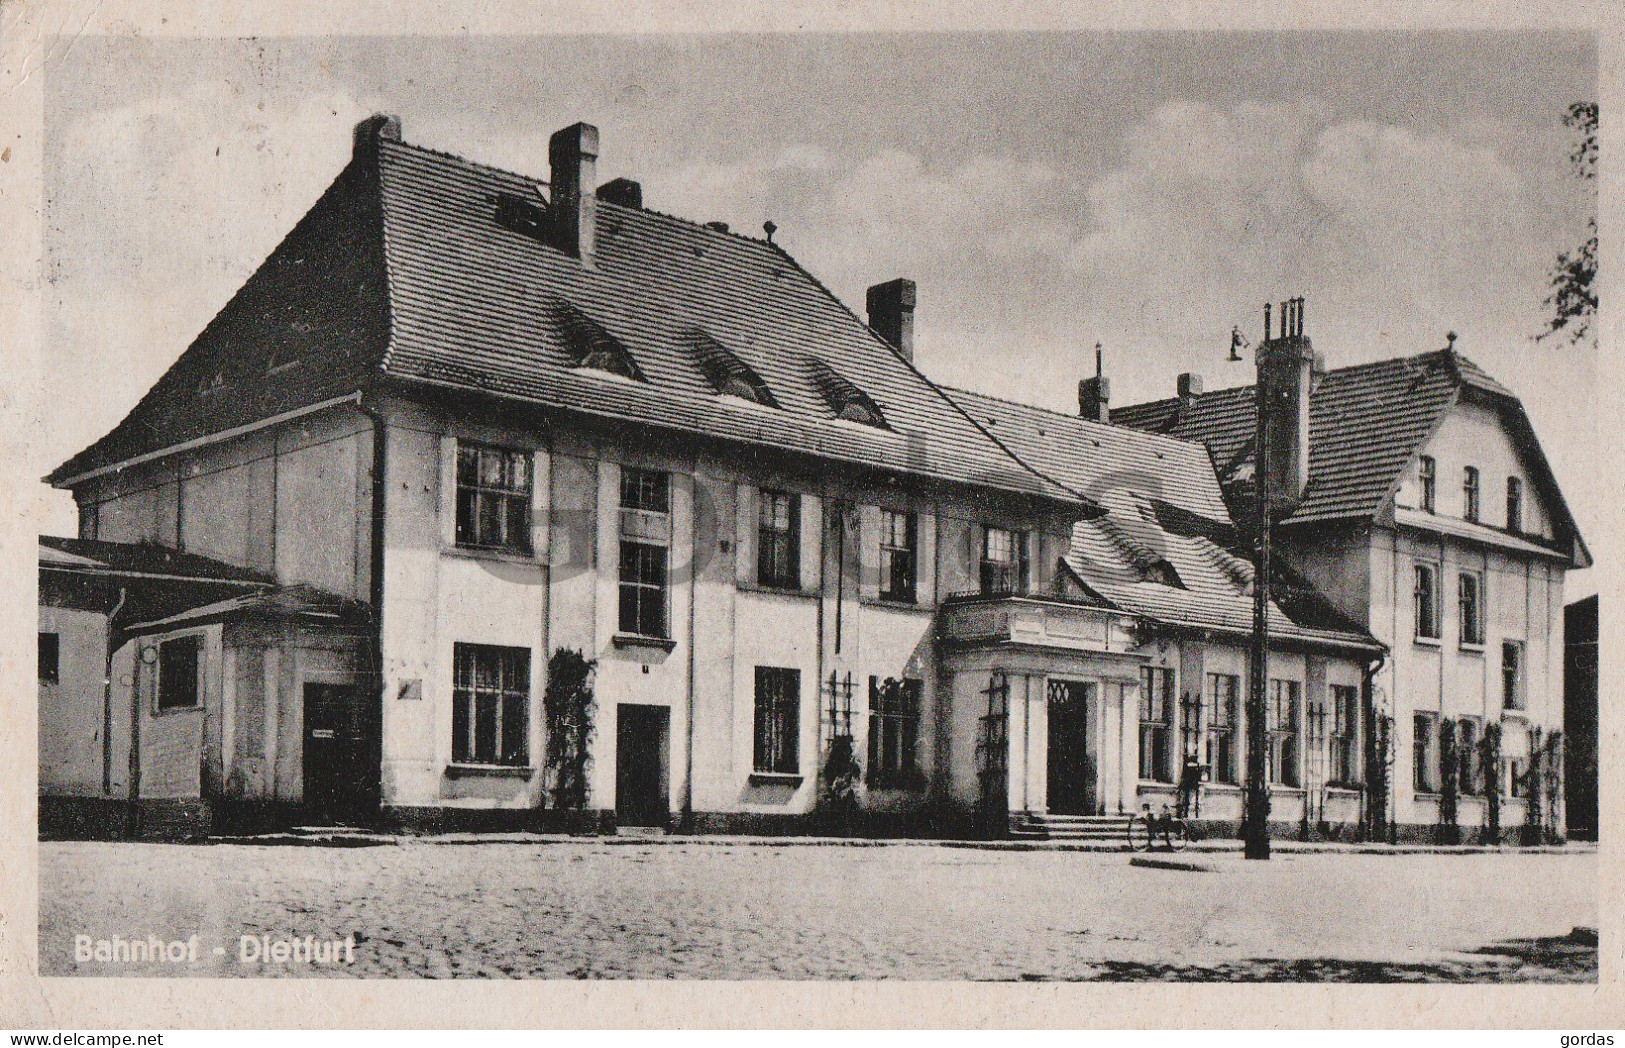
1126, 804, 1189, 852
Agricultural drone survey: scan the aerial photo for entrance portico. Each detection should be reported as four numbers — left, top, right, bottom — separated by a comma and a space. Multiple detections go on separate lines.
937, 595, 1146, 830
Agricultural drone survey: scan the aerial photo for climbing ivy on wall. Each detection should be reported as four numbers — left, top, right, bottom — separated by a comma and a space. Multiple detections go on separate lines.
544, 648, 597, 810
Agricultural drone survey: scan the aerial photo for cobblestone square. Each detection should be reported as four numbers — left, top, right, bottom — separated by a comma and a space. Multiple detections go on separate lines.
38, 839, 1596, 980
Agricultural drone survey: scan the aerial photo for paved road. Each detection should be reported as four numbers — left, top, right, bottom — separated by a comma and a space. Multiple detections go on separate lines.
37, 840, 1597, 980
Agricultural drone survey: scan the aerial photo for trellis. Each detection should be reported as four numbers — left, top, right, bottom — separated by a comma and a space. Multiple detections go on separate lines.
976, 671, 1010, 836
820, 670, 861, 821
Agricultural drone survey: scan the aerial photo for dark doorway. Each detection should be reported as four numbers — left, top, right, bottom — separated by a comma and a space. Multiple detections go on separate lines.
302, 683, 376, 824
1047, 679, 1096, 815
616, 704, 670, 827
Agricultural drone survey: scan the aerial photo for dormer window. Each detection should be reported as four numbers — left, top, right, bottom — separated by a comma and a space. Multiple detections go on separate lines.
807, 358, 887, 429
494, 192, 547, 240
685, 328, 777, 407
1463, 466, 1479, 522
552, 301, 646, 381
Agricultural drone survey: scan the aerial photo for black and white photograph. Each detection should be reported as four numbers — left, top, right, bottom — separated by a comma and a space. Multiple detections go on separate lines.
2, 0, 1615, 1029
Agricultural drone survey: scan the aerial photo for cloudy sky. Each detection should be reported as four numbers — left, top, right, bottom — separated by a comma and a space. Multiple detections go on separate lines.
39, 31, 1597, 591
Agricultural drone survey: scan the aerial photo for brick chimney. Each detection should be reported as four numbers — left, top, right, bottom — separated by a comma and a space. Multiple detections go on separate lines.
598, 177, 642, 209
1172, 372, 1203, 424
1258, 297, 1314, 512
549, 122, 599, 266
1078, 343, 1110, 423
866, 278, 916, 362
353, 114, 401, 163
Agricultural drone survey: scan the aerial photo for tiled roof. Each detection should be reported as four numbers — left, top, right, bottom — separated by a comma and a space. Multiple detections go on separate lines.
125, 583, 370, 633
52, 125, 1077, 506
1067, 518, 1378, 651
1111, 348, 1587, 567
372, 138, 1075, 502
940, 389, 1376, 652
39, 536, 275, 585
944, 387, 1230, 523
1114, 349, 1483, 524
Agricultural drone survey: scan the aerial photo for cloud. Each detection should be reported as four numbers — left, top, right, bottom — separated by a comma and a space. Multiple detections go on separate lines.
36, 90, 1583, 542
570, 100, 1567, 420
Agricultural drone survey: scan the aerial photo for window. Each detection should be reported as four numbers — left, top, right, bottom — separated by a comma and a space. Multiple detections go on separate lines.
1413, 711, 1437, 793
879, 510, 918, 603
1510, 746, 1530, 798
1463, 466, 1480, 522
1138, 667, 1175, 783
156, 636, 201, 711
1266, 680, 1301, 787
757, 490, 801, 590
1418, 455, 1436, 513
1458, 572, 1484, 647
1502, 641, 1524, 710
618, 468, 670, 638
38, 632, 59, 685
868, 677, 922, 787
553, 300, 646, 380
753, 667, 801, 774
1205, 673, 1240, 785
685, 327, 778, 407
621, 467, 669, 513
1457, 717, 1481, 796
1506, 476, 1523, 533
1329, 684, 1359, 785
619, 543, 668, 638
456, 443, 532, 553
452, 643, 530, 766
808, 357, 887, 428
1414, 564, 1440, 640
980, 526, 1028, 596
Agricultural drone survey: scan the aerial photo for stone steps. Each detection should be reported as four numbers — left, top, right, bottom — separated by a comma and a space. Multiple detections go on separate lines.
1009, 812, 1135, 843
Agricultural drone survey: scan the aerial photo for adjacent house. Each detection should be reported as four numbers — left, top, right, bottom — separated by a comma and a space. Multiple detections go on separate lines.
1115, 346, 1590, 841
1564, 594, 1598, 841
38, 536, 369, 838
942, 386, 1382, 839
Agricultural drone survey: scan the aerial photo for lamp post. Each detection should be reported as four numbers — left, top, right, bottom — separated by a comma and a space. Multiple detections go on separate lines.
1244, 334, 1273, 861
1231, 308, 1274, 859
1234, 297, 1313, 860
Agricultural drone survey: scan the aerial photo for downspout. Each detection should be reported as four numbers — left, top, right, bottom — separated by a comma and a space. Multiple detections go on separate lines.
357, 401, 388, 817
102, 587, 128, 797
1361, 648, 1388, 844
681, 476, 699, 831
127, 638, 144, 839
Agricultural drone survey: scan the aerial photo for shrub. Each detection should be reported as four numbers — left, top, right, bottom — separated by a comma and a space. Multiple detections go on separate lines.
543, 648, 597, 810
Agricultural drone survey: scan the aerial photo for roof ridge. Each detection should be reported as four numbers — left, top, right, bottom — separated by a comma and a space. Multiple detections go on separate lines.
1114, 347, 1466, 415
762, 242, 1087, 505
386, 137, 784, 251
385, 136, 548, 190
944, 383, 1210, 457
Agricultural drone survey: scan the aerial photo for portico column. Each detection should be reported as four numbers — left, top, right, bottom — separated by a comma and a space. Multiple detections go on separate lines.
1006, 672, 1027, 813
1119, 681, 1138, 814
1027, 675, 1048, 813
